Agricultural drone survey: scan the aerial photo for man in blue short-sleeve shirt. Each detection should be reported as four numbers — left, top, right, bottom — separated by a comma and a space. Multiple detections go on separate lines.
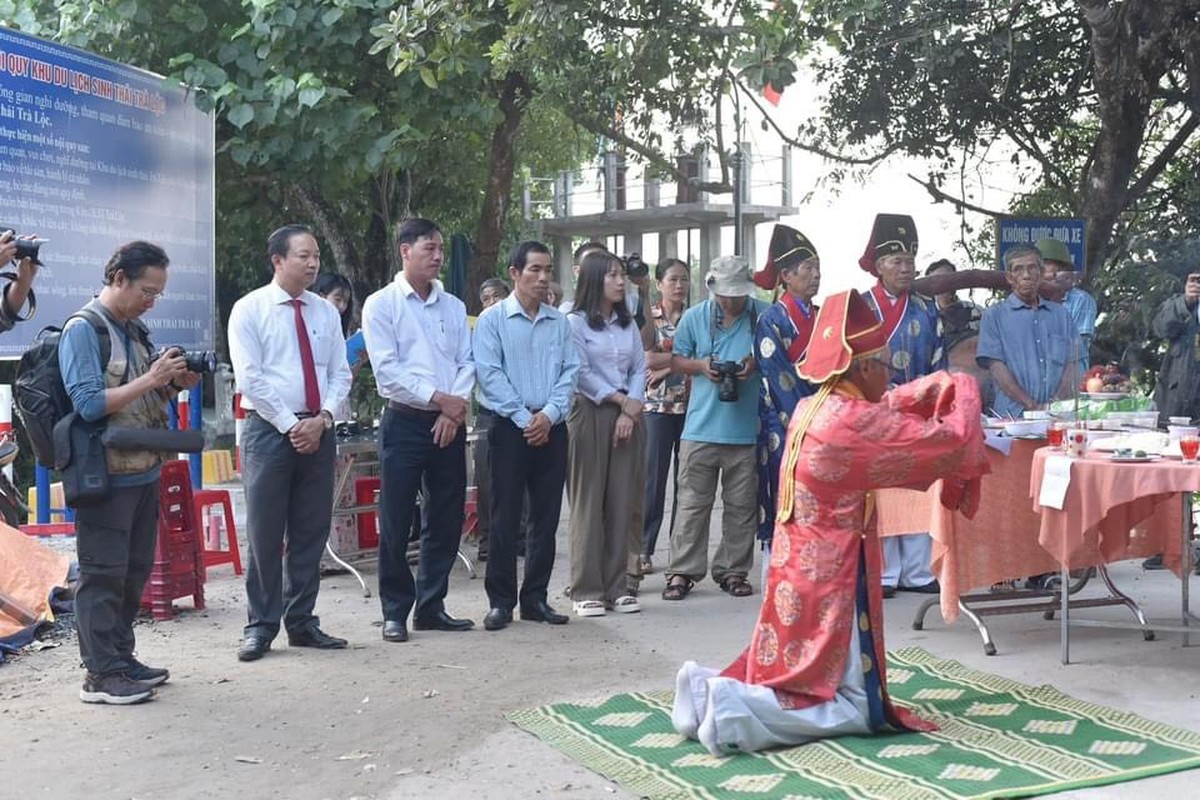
662, 256, 769, 602
977, 245, 1081, 419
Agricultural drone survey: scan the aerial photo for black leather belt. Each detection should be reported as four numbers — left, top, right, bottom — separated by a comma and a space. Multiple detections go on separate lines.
246, 410, 317, 420
387, 401, 440, 419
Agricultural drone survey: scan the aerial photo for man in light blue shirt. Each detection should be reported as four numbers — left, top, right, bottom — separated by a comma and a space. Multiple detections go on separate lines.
662, 256, 768, 602
977, 245, 1081, 418
474, 241, 579, 630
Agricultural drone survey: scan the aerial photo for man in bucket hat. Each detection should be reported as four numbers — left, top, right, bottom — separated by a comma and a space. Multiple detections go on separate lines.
670, 290, 989, 755
662, 256, 769, 602
858, 213, 945, 598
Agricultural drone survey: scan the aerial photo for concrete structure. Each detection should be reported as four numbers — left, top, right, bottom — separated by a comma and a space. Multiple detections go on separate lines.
527, 147, 797, 298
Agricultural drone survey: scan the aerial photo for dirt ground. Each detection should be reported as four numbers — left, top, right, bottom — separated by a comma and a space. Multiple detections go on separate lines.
3, 489, 1200, 800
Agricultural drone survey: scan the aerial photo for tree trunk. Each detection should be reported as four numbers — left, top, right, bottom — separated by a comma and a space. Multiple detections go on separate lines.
1075, 0, 1194, 273
468, 71, 530, 315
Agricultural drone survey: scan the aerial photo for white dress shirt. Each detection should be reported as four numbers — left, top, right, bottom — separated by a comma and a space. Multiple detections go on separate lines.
361, 272, 474, 408
228, 280, 352, 434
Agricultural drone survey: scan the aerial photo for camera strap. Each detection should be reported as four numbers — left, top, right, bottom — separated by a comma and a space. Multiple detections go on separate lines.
0, 271, 36, 322
708, 300, 758, 358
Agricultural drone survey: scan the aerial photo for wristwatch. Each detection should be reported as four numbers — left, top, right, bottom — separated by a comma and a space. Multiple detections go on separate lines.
319, 410, 334, 430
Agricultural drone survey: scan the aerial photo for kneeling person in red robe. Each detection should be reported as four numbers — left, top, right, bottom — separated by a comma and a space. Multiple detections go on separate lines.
672, 290, 989, 755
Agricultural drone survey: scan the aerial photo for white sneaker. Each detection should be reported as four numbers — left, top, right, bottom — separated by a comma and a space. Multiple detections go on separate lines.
612, 595, 641, 614
573, 600, 606, 617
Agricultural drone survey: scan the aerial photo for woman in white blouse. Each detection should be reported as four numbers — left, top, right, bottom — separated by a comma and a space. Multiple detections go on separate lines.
566, 251, 647, 617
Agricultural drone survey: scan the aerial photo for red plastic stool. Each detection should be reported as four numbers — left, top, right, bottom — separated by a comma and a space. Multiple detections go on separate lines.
193, 489, 243, 576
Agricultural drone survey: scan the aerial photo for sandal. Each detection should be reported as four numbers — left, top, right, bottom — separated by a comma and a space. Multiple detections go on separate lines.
573, 600, 606, 617
661, 576, 694, 601
613, 595, 641, 614
719, 575, 754, 597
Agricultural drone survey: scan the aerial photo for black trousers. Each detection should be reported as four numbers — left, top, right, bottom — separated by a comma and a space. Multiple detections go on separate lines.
641, 412, 686, 557
241, 414, 335, 640
74, 480, 160, 675
484, 413, 568, 611
377, 406, 466, 623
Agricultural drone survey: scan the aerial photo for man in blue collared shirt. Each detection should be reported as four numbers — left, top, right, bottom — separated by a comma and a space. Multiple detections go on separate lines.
976, 245, 1081, 418
362, 218, 476, 642
474, 241, 579, 630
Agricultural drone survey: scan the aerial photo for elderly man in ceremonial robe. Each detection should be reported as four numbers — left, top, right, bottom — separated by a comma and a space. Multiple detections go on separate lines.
752, 225, 821, 560
858, 213, 944, 597
671, 290, 989, 755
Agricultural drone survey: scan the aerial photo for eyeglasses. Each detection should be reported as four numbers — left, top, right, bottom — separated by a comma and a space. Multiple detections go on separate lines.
135, 284, 165, 300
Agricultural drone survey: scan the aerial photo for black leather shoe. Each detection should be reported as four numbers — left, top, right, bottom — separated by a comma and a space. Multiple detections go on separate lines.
287, 627, 348, 649
483, 608, 512, 631
900, 580, 940, 595
237, 636, 271, 662
382, 620, 408, 642
412, 611, 474, 632
881, 586, 897, 599
520, 601, 569, 625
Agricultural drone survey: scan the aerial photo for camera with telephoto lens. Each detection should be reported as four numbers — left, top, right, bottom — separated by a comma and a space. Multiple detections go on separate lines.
710, 359, 743, 402
624, 252, 648, 279
1, 227, 48, 264
154, 346, 218, 374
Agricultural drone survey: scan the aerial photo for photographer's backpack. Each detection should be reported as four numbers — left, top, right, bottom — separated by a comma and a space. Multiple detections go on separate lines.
14, 308, 110, 467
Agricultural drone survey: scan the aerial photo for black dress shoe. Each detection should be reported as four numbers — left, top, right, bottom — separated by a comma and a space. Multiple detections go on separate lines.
237, 636, 271, 662
412, 611, 475, 632
881, 586, 897, 599
483, 608, 512, 631
899, 580, 940, 595
382, 620, 408, 642
520, 600, 569, 625
287, 627, 348, 649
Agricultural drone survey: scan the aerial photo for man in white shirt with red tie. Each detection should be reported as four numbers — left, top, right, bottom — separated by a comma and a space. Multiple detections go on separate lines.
362, 218, 476, 643
229, 224, 352, 661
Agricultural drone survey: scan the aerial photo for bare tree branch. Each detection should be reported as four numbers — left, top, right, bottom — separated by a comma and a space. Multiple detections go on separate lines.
734, 80, 907, 166
1125, 112, 1200, 205
906, 173, 1007, 217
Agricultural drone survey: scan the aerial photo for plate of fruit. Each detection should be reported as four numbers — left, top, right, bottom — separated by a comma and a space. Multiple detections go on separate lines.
1080, 364, 1133, 399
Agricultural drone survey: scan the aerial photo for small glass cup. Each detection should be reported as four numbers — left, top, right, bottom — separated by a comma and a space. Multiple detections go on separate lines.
1180, 435, 1200, 463
1047, 421, 1067, 450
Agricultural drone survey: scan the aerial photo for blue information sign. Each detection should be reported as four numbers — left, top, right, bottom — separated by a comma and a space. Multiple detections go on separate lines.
0, 29, 215, 356
995, 217, 1086, 272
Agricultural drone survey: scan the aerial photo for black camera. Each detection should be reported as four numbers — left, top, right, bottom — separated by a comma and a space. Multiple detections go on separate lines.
1, 228, 48, 265
155, 347, 218, 374
710, 359, 743, 402
624, 252, 648, 279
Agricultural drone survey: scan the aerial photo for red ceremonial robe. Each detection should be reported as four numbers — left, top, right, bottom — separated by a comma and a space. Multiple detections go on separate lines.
719, 371, 989, 732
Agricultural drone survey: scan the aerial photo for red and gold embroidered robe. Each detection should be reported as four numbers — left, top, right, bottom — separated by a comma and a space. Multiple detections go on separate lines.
720, 371, 989, 731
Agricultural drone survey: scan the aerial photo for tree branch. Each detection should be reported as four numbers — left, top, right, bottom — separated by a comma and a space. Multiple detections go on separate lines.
586, 9, 743, 37
1125, 111, 1200, 205
906, 173, 1007, 217
734, 80, 907, 166
1076, 0, 1119, 83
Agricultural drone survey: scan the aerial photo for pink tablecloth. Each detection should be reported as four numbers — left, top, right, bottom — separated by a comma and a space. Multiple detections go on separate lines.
1030, 450, 1192, 574
876, 441, 1177, 621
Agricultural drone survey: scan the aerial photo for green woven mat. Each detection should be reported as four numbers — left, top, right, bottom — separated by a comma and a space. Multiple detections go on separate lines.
508, 648, 1200, 799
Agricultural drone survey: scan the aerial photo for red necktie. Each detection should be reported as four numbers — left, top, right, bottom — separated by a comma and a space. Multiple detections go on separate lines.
291, 299, 321, 413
